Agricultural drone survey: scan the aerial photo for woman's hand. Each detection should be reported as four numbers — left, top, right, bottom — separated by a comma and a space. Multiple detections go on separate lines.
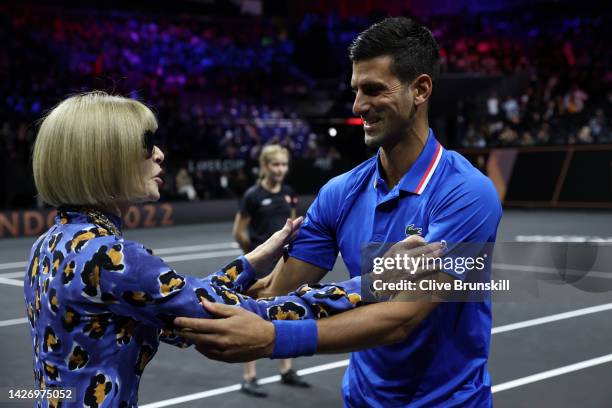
244, 217, 303, 274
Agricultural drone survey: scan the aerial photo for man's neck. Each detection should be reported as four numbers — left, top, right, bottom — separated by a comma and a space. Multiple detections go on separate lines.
379, 123, 429, 189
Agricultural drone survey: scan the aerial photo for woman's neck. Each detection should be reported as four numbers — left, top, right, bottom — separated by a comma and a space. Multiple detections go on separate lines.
97, 201, 130, 218
261, 177, 281, 193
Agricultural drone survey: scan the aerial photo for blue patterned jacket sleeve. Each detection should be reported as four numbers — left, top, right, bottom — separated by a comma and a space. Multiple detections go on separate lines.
97, 240, 254, 338
248, 278, 364, 321
97, 239, 363, 345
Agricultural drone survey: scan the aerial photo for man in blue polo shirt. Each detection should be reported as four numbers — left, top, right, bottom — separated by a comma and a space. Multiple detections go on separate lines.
175, 17, 502, 407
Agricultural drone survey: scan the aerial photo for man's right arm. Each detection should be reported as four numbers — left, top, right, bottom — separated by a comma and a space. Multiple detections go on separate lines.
248, 179, 340, 297
173, 270, 444, 362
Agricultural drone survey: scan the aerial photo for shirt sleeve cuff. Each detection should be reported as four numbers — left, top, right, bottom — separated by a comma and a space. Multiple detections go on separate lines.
287, 250, 335, 272
271, 320, 318, 359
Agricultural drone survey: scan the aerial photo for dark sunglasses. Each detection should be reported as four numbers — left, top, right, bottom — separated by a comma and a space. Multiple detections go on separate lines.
143, 130, 155, 159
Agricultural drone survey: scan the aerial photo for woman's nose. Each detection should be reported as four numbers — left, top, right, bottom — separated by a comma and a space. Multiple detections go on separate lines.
153, 145, 165, 164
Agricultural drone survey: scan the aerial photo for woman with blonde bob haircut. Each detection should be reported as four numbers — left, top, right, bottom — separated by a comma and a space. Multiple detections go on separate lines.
33, 91, 160, 209
24, 92, 364, 407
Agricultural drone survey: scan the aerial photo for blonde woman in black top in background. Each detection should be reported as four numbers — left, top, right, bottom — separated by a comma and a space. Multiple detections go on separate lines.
233, 144, 310, 397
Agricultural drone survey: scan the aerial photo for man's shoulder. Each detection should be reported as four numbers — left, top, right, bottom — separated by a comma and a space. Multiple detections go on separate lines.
440, 150, 495, 192
433, 149, 501, 214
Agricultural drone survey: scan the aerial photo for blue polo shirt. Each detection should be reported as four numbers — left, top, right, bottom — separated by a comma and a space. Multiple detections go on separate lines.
289, 129, 502, 407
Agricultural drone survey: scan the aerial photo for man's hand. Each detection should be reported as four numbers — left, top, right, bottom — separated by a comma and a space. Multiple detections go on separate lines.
371, 235, 445, 301
174, 300, 275, 363
245, 217, 303, 274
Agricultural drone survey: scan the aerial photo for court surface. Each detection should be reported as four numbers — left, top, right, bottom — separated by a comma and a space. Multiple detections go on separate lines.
1, 209, 611, 407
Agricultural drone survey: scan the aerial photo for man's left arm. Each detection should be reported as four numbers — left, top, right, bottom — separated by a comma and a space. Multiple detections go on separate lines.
303, 176, 502, 355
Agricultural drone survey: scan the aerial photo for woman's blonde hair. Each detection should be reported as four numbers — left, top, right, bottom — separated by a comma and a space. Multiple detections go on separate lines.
32, 91, 158, 207
258, 144, 289, 181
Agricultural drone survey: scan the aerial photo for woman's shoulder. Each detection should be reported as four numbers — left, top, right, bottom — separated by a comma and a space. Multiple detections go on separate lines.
243, 183, 263, 197
28, 220, 128, 274
281, 184, 295, 195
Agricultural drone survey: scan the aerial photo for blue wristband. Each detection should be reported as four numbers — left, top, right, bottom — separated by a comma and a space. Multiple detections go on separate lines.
271, 320, 318, 359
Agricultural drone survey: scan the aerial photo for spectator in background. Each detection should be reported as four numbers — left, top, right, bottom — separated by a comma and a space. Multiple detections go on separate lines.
502, 95, 520, 123
499, 125, 519, 145
175, 168, 198, 201
1, 2, 612, 210
462, 124, 486, 148
589, 109, 607, 142
232, 144, 309, 397
564, 84, 588, 114
486, 90, 499, 119
575, 126, 593, 144
536, 123, 552, 145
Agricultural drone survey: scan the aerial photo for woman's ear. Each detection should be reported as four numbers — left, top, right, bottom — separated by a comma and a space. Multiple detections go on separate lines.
412, 74, 433, 107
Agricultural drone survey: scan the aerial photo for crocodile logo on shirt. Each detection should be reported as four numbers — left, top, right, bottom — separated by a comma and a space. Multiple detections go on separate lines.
405, 224, 422, 236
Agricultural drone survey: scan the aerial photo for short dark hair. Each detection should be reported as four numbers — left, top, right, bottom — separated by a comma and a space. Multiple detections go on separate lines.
349, 17, 440, 84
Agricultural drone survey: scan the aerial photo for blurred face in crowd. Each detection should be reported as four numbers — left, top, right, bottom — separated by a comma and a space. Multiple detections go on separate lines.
136, 145, 165, 202
264, 152, 289, 184
351, 55, 416, 148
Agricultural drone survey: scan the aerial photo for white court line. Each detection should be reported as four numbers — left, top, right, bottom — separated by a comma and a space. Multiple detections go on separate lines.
0, 277, 23, 287
491, 303, 612, 334
0, 261, 27, 270
0, 244, 240, 276
0, 250, 244, 287
141, 360, 351, 408
136, 303, 612, 408
141, 351, 612, 407
0, 243, 239, 271
161, 249, 242, 263
492, 353, 612, 393
0, 272, 23, 278
0, 247, 242, 286
153, 242, 238, 255
493, 263, 612, 280
0, 317, 28, 327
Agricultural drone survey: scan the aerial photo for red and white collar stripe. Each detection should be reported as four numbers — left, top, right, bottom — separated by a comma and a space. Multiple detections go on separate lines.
414, 142, 442, 195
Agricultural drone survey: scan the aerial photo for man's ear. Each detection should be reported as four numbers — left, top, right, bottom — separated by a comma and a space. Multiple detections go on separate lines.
412, 74, 433, 107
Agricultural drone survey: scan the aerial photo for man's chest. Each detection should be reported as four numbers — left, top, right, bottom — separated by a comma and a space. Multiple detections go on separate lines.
335, 192, 431, 277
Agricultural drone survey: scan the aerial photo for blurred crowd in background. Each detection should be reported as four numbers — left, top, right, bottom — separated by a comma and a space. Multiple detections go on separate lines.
324, 7, 611, 147
0, 1, 610, 207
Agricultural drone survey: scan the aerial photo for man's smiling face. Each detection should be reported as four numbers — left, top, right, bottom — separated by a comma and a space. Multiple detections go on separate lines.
351, 55, 415, 148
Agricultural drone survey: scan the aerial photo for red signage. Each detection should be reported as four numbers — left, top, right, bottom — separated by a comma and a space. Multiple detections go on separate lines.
0, 204, 175, 238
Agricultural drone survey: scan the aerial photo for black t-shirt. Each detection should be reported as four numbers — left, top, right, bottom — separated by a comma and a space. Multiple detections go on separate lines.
239, 183, 297, 250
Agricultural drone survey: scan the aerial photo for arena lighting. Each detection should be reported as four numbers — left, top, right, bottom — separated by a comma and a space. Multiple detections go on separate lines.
328, 127, 338, 137
345, 117, 364, 125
